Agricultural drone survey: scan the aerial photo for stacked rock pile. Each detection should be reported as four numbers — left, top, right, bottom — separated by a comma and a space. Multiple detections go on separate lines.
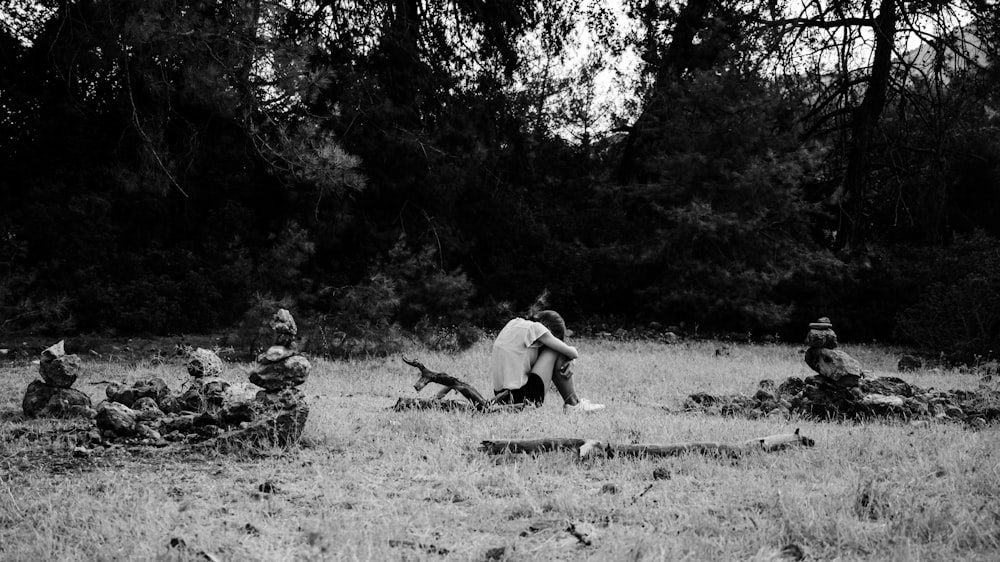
803, 317, 863, 386
683, 317, 1000, 427
22, 341, 94, 419
243, 309, 311, 445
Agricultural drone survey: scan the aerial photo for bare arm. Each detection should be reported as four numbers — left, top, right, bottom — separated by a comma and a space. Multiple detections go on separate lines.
536, 332, 579, 360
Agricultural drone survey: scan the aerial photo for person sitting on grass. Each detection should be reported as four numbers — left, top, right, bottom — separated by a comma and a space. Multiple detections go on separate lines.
489, 310, 605, 412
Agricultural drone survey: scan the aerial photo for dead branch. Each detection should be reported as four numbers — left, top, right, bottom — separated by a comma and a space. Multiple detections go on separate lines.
480, 429, 815, 459
401, 357, 490, 407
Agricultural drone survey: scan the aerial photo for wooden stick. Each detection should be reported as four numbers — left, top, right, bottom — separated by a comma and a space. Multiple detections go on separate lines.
480, 430, 815, 459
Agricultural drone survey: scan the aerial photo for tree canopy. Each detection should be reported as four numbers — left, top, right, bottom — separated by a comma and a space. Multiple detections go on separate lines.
2, 0, 999, 358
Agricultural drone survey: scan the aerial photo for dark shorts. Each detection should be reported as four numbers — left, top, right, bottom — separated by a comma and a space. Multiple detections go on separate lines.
496, 373, 545, 406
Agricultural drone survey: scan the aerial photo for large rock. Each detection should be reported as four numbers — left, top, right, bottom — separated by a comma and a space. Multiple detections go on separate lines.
249, 355, 310, 390
95, 402, 138, 435
804, 347, 863, 387
22, 380, 93, 418
39, 355, 82, 388
186, 348, 224, 378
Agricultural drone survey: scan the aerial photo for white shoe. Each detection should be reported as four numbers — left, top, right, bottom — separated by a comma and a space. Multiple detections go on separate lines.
564, 398, 606, 413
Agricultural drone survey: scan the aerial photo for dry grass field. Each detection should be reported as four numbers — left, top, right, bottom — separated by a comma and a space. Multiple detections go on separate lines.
1, 338, 998, 561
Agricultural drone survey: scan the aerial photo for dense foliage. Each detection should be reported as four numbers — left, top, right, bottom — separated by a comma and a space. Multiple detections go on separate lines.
1, 0, 998, 358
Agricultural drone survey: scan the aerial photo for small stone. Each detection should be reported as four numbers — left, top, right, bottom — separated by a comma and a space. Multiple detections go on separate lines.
187, 348, 224, 378
106, 382, 134, 406
95, 402, 138, 435
809, 317, 832, 329
39, 355, 82, 388
161, 414, 197, 433
249, 355, 310, 390
134, 423, 162, 442
40, 340, 65, 362
652, 467, 672, 480
686, 392, 719, 406
754, 389, 776, 402
271, 309, 297, 338
132, 397, 164, 421
804, 328, 838, 349
177, 386, 207, 413
861, 394, 905, 408
200, 377, 231, 407
219, 401, 255, 425
777, 377, 805, 398
157, 393, 183, 414
107, 377, 169, 407
945, 406, 965, 419
195, 411, 220, 426
255, 387, 307, 408
897, 355, 922, 372
257, 345, 296, 365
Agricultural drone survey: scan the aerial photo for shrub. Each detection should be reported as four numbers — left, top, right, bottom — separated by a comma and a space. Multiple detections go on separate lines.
894, 233, 1000, 361
228, 293, 297, 357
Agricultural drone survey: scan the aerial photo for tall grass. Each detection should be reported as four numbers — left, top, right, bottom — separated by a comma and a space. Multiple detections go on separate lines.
1, 340, 997, 561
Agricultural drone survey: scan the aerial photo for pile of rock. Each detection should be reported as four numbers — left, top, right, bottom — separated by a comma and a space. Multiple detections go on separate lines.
92, 309, 311, 447
683, 318, 1000, 427
94, 346, 246, 445
22, 341, 94, 419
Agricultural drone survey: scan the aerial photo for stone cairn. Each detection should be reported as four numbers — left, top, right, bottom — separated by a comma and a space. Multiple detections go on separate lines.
684, 317, 1000, 427
244, 308, 311, 446
22, 340, 95, 419
91, 309, 310, 447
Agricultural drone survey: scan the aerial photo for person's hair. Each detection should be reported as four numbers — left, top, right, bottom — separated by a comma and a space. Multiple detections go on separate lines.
532, 310, 567, 340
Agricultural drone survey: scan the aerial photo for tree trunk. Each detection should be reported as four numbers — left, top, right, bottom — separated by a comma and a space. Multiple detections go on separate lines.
616, 0, 715, 184
833, 0, 897, 251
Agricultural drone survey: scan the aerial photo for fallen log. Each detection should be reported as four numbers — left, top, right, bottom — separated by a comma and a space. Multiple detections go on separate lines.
481, 429, 814, 459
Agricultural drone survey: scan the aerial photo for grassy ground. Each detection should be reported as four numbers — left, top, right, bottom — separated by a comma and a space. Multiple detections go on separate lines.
1, 339, 998, 561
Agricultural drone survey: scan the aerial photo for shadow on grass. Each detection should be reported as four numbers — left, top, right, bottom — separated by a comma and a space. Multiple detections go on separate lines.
0, 408, 25, 423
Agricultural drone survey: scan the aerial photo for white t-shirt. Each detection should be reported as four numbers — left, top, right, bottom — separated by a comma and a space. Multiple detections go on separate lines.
489, 318, 550, 392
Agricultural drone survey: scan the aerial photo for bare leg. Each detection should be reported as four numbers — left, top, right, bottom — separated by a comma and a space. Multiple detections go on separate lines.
531, 349, 580, 406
